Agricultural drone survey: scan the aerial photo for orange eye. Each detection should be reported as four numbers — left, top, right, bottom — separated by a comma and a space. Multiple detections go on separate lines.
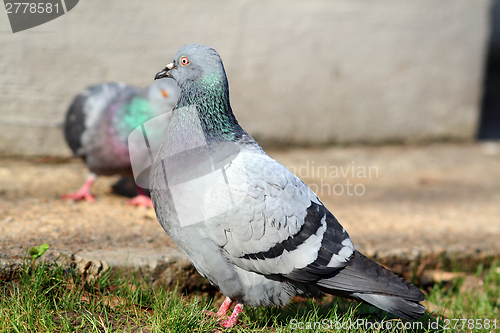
161, 90, 168, 97
180, 56, 189, 66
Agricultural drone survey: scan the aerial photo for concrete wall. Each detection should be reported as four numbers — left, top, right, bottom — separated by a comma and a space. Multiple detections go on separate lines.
0, 0, 492, 156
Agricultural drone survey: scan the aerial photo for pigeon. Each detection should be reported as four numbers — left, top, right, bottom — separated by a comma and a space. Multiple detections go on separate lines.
150, 44, 425, 328
62, 79, 179, 207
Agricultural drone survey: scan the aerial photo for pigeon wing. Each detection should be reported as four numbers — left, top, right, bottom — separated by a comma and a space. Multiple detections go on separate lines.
196, 149, 355, 278
64, 83, 128, 157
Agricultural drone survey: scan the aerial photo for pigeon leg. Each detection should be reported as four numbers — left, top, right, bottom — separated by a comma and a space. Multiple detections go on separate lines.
216, 297, 234, 317
220, 302, 244, 328
126, 186, 153, 208
61, 173, 97, 202
205, 296, 233, 318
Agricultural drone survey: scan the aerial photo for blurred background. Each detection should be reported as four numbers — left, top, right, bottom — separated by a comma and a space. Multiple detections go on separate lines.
1, 0, 500, 319
0, 0, 498, 155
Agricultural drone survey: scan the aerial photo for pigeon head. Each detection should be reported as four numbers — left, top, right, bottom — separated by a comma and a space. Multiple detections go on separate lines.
146, 78, 180, 113
155, 44, 243, 142
155, 44, 226, 88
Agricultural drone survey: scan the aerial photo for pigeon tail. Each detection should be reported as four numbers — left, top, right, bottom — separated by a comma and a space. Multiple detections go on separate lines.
352, 293, 425, 320
64, 91, 88, 156
317, 251, 425, 320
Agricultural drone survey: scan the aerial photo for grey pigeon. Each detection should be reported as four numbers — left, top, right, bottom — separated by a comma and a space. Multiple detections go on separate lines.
63, 79, 179, 207
150, 44, 425, 328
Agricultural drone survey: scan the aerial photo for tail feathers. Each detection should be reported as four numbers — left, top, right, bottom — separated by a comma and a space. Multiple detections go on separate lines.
353, 293, 426, 320
317, 251, 425, 319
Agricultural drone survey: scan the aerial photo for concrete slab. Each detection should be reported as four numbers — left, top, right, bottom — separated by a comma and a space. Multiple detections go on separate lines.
70, 248, 197, 290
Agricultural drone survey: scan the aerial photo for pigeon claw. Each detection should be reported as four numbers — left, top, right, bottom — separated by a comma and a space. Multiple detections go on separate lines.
61, 173, 96, 203
126, 194, 153, 208
219, 303, 244, 328
61, 191, 96, 203
205, 297, 244, 328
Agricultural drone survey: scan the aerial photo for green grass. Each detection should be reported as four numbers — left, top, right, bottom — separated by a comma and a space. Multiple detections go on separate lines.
0, 259, 498, 332
424, 262, 500, 332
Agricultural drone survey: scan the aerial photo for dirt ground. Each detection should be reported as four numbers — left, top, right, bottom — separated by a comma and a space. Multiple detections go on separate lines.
1, 142, 500, 274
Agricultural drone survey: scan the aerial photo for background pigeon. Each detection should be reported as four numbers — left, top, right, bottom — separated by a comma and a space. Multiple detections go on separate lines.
150, 44, 425, 328
63, 79, 179, 207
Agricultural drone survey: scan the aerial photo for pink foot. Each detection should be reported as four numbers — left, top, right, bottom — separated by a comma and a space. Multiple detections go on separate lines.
126, 194, 153, 208
61, 174, 96, 202
206, 297, 244, 328
61, 190, 96, 202
220, 303, 244, 328
216, 297, 234, 317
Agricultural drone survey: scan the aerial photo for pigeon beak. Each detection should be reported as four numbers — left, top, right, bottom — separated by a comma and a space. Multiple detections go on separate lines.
155, 63, 174, 80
